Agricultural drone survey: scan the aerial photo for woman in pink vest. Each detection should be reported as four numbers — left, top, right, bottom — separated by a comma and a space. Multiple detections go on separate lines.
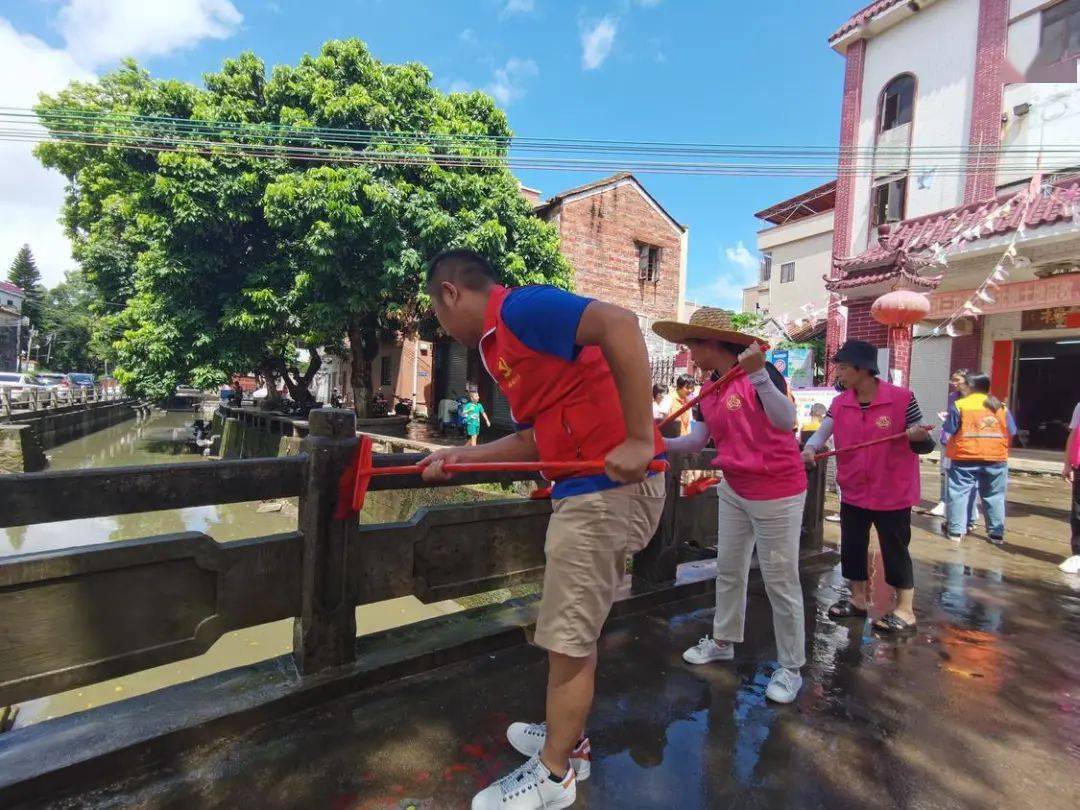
653, 308, 808, 704
802, 340, 933, 636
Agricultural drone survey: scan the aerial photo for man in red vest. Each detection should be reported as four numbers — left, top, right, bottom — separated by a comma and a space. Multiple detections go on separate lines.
420, 249, 665, 810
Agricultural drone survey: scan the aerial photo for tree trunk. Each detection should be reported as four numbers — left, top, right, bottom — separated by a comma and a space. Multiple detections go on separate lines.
347, 323, 379, 419
279, 347, 321, 410
259, 361, 283, 408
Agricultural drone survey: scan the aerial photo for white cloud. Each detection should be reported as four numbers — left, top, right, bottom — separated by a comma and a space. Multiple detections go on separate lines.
57, 0, 243, 69
0, 2, 243, 286
690, 242, 761, 310
502, 0, 536, 16
724, 241, 759, 273
486, 58, 538, 105
459, 28, 478, 46
448, 79, 473, 94
581, 17, 617, 70
0, 20, 94, 286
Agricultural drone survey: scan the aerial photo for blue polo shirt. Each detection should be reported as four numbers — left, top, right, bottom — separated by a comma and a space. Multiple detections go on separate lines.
500, 285, 663, 498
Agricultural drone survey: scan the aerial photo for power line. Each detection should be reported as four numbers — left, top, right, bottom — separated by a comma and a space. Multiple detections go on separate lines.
3, 107, 1078, 178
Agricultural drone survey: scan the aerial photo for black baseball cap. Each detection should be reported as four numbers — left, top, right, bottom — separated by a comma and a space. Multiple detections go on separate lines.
833, 340, 880, 375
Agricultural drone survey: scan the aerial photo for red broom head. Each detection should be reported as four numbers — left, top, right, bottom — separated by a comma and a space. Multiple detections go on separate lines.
351, 435, 374, 512
682, 476, 721, 498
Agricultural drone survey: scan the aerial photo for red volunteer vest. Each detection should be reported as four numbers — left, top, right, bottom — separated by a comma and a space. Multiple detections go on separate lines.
698, 369, 806, 501
831, 381, 920, 511
478, 285, 664, 480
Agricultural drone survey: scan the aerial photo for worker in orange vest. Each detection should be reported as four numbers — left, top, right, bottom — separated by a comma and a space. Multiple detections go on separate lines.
943, 372, 1017, 545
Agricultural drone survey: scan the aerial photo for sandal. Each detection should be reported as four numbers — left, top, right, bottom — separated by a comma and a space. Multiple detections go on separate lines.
828, 599, 868, 619
873, 613, 917, 636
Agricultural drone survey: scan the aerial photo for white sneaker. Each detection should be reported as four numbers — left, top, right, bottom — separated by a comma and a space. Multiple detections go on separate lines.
471, 755, 576, 810
825, 514, 841, 523
683, 637, 734, 665
928, 502, 946, 517
765, 667, 803, 704
506, 722, 591, 781
1060, 555, 1080, 574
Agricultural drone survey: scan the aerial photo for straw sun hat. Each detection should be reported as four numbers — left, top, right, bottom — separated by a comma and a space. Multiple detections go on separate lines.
651, 307, 765, 348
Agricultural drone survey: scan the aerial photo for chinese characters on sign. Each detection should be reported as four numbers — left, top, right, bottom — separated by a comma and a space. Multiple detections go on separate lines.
1020, 307, 1080, 330
927, 274, 1080, 319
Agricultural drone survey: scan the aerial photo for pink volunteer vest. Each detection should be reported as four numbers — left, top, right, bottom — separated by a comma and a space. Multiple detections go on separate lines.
831, 381, 920, 511
698, 370, 806, 501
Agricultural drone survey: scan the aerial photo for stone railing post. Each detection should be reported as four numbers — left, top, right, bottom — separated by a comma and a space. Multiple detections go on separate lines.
293, 408, 359, 675
30, 388, 40, 412
0, 388, 10, 418
800, 459, 827, 552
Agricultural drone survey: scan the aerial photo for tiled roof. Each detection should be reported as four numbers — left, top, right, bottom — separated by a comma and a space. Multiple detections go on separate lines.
785, 318, 827, 343
541, 172, 634, 204
0, 280, 25, 296
826, 264, 943, 292
534, 172, 686, 231
828, 177, 1080, 291
829, 0, 906, 43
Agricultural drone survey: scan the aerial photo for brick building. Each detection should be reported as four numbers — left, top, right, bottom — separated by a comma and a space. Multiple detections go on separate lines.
534, 173, 688, 360
823, 0, 1080, 449
434, 172, 689, 428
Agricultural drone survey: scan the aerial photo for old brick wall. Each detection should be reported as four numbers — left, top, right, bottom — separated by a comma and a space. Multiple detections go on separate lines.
551, 183, 682, 324
949, 315, 984, 373
844, 298, 889, 347
964, 0, 1008, 203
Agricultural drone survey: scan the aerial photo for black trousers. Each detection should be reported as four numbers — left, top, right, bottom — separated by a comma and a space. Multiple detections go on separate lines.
1071, 474, 1080, 557
839, 502, 914, 590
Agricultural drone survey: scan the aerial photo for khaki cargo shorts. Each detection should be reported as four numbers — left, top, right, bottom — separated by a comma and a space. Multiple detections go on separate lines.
533, 474, 666, 657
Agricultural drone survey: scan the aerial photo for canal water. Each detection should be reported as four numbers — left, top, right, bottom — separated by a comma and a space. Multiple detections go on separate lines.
4, 411, 463, 728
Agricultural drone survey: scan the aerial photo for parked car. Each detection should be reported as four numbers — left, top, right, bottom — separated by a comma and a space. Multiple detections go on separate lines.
65, 373, 96, 391
36, 372, 71, 399
0, 372, 48, 403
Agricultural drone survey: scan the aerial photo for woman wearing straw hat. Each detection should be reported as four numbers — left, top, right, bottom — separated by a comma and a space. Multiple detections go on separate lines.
653, 307, 808, 704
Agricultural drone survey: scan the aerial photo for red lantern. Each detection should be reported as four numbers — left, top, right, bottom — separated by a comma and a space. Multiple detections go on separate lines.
871, 290, 930, 327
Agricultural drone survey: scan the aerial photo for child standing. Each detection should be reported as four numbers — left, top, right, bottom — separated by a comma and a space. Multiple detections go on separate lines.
461, 390, 491, 446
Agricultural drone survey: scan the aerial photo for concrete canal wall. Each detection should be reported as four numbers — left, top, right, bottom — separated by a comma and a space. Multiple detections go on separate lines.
215, 405, 410, 461
0, 399, 141, 473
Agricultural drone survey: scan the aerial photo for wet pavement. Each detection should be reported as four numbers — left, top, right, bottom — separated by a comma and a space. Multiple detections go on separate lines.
12, 424, 1080, 806
56, 547, 1080, 809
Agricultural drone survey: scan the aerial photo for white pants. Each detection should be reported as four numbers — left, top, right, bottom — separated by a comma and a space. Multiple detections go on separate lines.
713, 481, 807, 670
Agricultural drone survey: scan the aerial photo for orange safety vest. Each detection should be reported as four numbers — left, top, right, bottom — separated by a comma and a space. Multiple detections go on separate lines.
946, 393, 1010, 463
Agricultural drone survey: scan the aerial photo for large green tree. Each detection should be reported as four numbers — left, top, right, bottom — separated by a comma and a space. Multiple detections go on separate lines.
34, 41, 571, 410
39, 270, 113, 374
7, 244, 44, 327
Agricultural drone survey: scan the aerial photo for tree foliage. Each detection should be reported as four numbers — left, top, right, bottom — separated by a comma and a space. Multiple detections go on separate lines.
34, 42, 571, 410
39, 270, 114, 374
7, 244, 44, 327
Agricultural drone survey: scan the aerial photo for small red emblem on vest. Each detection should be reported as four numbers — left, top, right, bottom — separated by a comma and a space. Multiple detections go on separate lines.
726, 394, 743, 411
876, 415, 891, 429
496, 357, 520, 389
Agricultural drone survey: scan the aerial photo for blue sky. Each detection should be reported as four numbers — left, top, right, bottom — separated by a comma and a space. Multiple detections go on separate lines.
1, 0, 853, 308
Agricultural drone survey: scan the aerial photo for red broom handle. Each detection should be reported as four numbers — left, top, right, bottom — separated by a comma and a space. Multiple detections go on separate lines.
358, 459, 670, 478
812, 425, 931, 461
